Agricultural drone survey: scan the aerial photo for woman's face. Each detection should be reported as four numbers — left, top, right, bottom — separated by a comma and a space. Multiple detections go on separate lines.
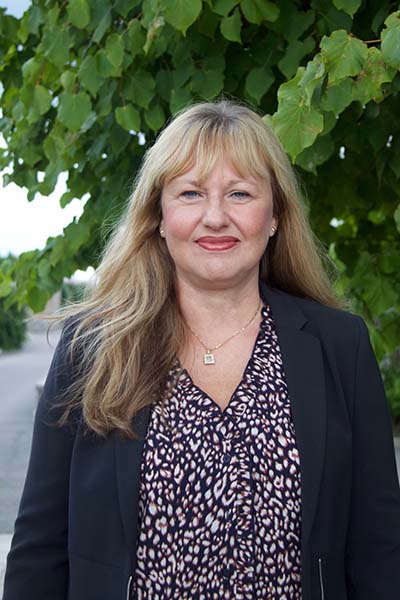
160, 156, 278, 291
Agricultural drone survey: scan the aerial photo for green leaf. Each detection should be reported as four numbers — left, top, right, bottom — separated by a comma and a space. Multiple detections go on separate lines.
245, 66, 274, 102
379, 248, 400, 274
363, 271, 398, 315
300, 56, 326, 106
320, 30, 368, 84
272, 68, 324, 159
42, 27, 71, 69
190, 69, 224, 97
144, 103, 165, 131
198, 6, 220, 38
59, 191, 76, 208
38, 162, 59, 196
26, 84, 52, 123
17, 13, 30, 44
279, 5, 315, 42
160, 0, 202, 35
332, 0, 361, 17
156, 69, 173, 102
367, 209, 386, 224
220, 7, 241, 42
212, 0, 240, 17
170, 87, 192, 114
64, 220, 91, 252
96, 80, 117, 116
67, 0, 90, 29
11, 100, 25, 123
115, 105, 141, 131
143, 16, 165, 55
92, 10, 112, 44
352, 47, 395, 104
173, 62, 194, 88
105, 33, 125, 68
33, 85, 52, 115
79, 55, 105, 96
321, 78, 353, 115
381, 11, 400, 70
295, 133, 335, 173
240, 0, 279, 24
18, 5, 45, 41
58, 91, 92, 132
96, 50, 121, 77
109, 124, 131, 155
0, 275, 13, 298
278, 37, 315, 79
47, 6, 60, 29
122, 69, 155, 108
20, 145, 42, 167
125, 19, 146, 57
27, 286, 49, 313
60, 70, 76, 92
21, 57, 42, 83
114, 0, 138, 18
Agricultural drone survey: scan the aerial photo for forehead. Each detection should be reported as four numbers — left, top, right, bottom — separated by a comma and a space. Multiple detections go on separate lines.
164, 156, 268, 189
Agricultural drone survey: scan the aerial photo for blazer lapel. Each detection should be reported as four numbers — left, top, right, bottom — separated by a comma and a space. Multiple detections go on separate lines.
114, 403, 151, 560
261, 283, 327, 551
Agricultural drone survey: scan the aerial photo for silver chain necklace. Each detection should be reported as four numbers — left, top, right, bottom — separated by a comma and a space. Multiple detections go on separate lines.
186, 299, 263, 365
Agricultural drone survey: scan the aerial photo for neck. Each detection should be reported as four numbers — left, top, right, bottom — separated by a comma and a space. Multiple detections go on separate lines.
176, 274, 263, 340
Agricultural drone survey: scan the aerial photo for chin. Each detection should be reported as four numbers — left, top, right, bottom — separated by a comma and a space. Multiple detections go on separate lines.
197, 269, 251, 289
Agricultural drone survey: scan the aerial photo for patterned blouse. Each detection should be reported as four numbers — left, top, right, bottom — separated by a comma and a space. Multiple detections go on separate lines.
132, 303, 302, 599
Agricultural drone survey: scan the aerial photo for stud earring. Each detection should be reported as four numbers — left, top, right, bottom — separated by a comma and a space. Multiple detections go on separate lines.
271, 226, 277, 235
159, 225, 165, 237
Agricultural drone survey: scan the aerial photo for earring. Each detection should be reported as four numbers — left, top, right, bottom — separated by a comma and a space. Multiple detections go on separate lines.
271, 226, 277, 235
159, 225, 165, 237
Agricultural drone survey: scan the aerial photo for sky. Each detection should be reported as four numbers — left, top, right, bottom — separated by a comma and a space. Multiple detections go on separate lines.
0, 0, 89, 272
1, 0, 31, 18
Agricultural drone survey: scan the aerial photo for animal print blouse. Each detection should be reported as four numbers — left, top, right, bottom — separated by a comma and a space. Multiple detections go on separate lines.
132, 303, 302, 599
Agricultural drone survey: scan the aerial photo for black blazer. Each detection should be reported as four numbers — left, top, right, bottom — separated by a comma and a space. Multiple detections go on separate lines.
3, 283, 400, 600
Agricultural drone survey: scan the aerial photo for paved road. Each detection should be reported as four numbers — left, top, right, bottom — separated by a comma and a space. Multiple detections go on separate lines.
0, 330, 399, 595
0, 328, 60, 593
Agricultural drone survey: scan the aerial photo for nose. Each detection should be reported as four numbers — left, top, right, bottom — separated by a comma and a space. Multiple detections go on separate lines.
201, 194, 230, 229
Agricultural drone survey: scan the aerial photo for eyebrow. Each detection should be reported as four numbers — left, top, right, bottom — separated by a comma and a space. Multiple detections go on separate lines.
175, 178, 257, 187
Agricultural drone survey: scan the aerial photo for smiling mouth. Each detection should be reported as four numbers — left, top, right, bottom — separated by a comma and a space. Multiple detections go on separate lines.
195, 237, 240, 251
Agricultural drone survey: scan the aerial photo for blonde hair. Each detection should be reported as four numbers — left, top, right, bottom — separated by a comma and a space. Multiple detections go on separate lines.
51, 99, 343, 439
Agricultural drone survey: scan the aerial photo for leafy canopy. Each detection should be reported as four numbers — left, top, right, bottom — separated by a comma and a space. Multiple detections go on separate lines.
0, 0, 400, 416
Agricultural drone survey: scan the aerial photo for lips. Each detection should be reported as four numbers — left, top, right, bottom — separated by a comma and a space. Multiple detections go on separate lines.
195, 236, 239, 251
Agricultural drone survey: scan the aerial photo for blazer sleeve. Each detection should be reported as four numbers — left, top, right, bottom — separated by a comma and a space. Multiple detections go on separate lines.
345, 317, 400, 598
2, 320, 80, 600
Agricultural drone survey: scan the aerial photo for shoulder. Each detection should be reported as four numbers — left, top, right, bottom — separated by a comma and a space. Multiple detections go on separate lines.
292, 293, 362, 329
268, 286, 366, 351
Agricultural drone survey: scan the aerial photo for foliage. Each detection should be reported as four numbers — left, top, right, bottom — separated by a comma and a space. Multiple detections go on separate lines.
0, 0, 399, 417
61, 280, 87, 305
0, 257, 27, 350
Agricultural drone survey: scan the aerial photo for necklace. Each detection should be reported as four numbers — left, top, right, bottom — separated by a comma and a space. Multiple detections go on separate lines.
186, 299, 263, 365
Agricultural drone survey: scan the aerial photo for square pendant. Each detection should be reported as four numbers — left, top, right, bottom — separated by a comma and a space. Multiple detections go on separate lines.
204, 352, 215, 365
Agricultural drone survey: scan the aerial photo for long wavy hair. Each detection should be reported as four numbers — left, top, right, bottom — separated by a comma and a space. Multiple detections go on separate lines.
51, 99, 343, 439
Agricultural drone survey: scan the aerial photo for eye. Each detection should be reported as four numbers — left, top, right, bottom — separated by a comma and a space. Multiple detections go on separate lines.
181, 190, 201, 198
230, 191, 250, 200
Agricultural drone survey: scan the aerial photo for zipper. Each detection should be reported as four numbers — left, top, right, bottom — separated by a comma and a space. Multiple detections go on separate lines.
318, 557, 325, 600
126, 575, 132, 600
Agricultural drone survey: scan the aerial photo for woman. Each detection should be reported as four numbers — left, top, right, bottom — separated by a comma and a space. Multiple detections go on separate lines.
3, 100, 400, 600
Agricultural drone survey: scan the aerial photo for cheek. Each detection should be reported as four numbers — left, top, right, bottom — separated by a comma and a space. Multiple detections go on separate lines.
241, 204, 273, 238
162, 206, 196, 241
